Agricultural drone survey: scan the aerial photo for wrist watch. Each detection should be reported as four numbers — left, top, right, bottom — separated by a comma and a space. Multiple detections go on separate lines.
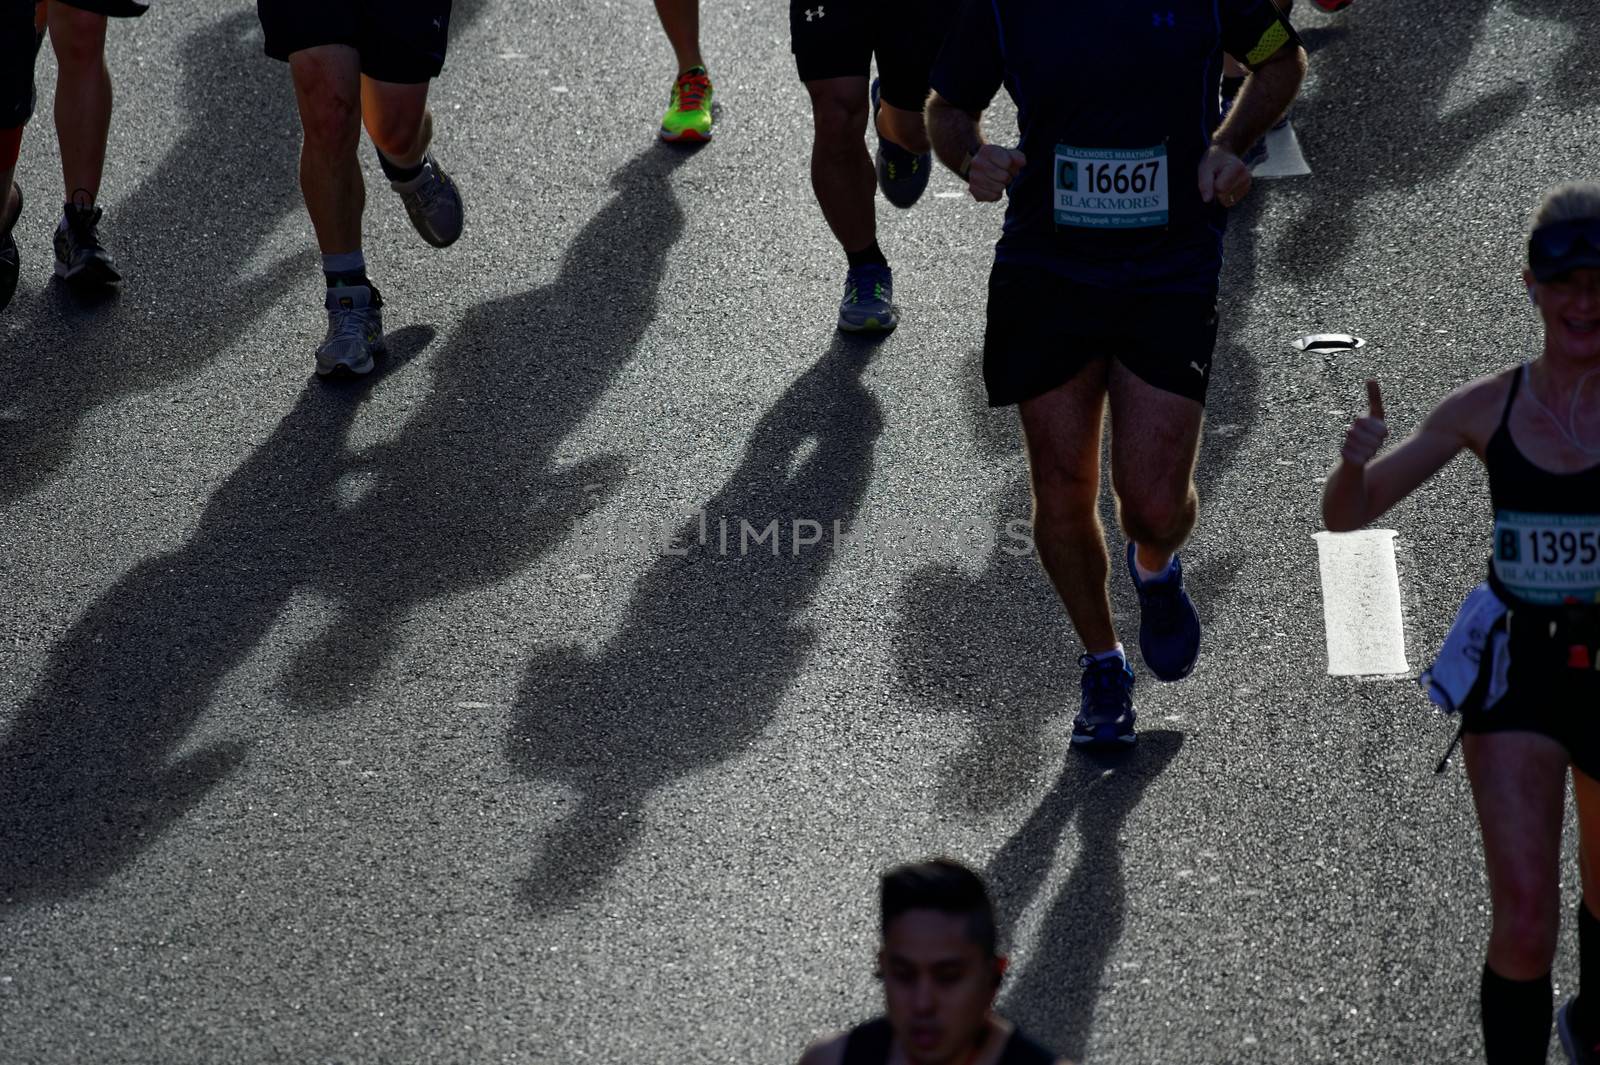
959, 145, 981, 182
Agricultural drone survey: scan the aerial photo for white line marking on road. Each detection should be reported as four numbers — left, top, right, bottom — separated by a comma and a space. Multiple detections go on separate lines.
1313, 529, 1410, 676
934, 191, 964, 198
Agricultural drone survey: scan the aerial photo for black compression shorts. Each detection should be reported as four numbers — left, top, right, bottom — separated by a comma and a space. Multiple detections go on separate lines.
258, 0, 452, 84
981, 261, 1219, 407
789, 0, 957, 111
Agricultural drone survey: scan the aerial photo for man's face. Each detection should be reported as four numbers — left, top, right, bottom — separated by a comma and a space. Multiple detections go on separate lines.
880, 909, 1001, 1065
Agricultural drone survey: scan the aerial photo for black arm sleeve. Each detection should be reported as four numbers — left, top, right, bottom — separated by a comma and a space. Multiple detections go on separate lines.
1219, 0, 1304, 70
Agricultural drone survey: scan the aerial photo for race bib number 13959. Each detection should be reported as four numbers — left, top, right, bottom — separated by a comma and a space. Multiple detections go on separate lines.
1054, 143, 1168, 229
1493, 510, 1600, 605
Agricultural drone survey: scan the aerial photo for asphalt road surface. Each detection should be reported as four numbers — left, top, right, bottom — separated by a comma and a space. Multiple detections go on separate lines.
2, 1, 1597, 1062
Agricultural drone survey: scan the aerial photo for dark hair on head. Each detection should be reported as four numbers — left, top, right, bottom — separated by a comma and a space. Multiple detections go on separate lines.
880, 858, 999, 957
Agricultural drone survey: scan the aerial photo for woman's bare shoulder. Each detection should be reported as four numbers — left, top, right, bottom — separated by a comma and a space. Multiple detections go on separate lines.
1423, 366, 1518, 448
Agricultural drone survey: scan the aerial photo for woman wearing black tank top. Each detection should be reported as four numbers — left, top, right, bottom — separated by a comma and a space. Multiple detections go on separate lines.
1322, 182, 1600, 1065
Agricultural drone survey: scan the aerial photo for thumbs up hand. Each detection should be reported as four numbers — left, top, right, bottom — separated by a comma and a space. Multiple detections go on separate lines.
1340, 379, 1388, 467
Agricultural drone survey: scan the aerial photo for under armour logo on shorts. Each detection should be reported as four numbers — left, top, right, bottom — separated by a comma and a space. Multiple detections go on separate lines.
806, 6, 825, 19
1152, 10, 1176, 26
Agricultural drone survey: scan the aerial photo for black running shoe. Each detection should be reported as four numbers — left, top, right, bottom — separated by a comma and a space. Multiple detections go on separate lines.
54, 203, 122, 286
1071, 652, 1137, 747
0, 183, 20, 313
870, 77, 932, 209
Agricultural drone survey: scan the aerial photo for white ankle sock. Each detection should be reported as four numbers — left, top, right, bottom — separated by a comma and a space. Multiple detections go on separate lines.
1133, 551, 1176, 584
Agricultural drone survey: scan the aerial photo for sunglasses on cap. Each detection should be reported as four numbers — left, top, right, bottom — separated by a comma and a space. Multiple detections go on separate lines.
1529, 217, 1600, 281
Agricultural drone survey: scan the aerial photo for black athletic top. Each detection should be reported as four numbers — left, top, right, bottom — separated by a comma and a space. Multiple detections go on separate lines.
1487, 365, 1600, 610
840, 1017, 1056, 1065
930, 0, 1300, 292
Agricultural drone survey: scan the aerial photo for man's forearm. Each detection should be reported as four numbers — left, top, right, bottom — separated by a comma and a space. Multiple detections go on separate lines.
1214, 46, 1306, 157
925, 92, 985, 179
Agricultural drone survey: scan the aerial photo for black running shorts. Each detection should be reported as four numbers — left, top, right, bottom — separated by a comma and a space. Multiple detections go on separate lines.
1461, 611, 1600, 780
790, 0, 958, 111
54, 0, 149, 15
258, 0, 452, 84
0, 1, 43, 131
981, 262, 1219, 407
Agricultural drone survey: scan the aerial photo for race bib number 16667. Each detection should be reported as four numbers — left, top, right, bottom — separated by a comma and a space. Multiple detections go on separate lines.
1054, 143, 1169, 229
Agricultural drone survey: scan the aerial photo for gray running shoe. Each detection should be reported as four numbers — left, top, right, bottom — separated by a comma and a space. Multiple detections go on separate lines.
54, 204, 122, 286
315, 284, 386, 377
838, 263, 898, 333
390, 152, 464, 249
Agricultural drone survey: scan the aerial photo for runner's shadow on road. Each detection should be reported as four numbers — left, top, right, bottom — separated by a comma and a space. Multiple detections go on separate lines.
1175, 188, 1267, 612
273, 143, 693, 708
0, 9, 307, 503
891, 377, 1069, 814
0, 326, 435, 910
1511, 0, 1600, 109
1277, 0, 1534, 284
0, 140, 693, 910
990, 730, 1184, 1062
509, 334, 885, 913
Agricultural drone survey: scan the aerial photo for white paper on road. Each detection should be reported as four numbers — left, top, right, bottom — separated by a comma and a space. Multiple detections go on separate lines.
1314, 530, 1410, 676
1250, 119, 1312, 179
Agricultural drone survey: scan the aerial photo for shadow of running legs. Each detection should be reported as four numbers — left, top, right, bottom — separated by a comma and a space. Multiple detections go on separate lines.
990, 729, 1185, 1060
509, 334, 886, 912
0, 325, 435, 910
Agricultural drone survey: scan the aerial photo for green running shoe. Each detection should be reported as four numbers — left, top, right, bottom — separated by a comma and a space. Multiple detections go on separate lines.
660, 66, 713, 143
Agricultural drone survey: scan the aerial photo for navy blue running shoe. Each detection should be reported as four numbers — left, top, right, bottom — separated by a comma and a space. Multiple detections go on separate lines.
1127, 542, 1202, 682
870, 77, 932, 209
1559, 998, 1600, 1064
1071, 652, 1136, 747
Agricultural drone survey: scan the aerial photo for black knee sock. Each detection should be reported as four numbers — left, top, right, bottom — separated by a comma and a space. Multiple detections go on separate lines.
845, 241, 888, 270
1481, 964, 1552, 1064
1576, 902, 1600, 1038
376, 148, 425, 184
